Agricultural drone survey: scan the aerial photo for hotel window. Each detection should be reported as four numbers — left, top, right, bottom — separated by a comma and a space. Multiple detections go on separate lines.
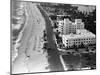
79, 41, 80, 43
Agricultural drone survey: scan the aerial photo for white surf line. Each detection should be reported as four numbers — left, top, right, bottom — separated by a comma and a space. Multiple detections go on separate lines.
59, 55, 68, 71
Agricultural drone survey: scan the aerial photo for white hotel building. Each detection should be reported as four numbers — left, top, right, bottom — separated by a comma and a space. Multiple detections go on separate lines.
57, 18, 96, 48
57, 18, 84, 34
62, 29, 95, 48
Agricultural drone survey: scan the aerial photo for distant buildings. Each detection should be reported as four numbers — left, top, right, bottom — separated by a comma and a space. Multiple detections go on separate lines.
57, 18, 96, 48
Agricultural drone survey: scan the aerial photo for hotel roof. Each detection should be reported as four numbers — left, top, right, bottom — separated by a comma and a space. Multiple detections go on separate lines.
62, 29, 95, 39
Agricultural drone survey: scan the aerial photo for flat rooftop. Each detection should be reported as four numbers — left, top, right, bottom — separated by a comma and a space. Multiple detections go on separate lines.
62, 29, 95, 39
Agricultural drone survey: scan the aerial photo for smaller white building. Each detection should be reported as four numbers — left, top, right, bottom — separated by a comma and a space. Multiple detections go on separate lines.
57, 20, 64, 33
62, 29, 96, 48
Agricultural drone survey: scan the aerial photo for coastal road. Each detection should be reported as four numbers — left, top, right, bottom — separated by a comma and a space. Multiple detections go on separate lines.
37, 4, 64, 71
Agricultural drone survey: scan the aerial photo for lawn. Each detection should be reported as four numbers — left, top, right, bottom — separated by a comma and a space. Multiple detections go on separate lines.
62, 52, 96, 70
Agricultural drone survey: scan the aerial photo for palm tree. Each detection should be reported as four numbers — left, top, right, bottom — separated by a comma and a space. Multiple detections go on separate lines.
85, 46, 89, 52
73, 43, 78, 52
80, 42, 85, 48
